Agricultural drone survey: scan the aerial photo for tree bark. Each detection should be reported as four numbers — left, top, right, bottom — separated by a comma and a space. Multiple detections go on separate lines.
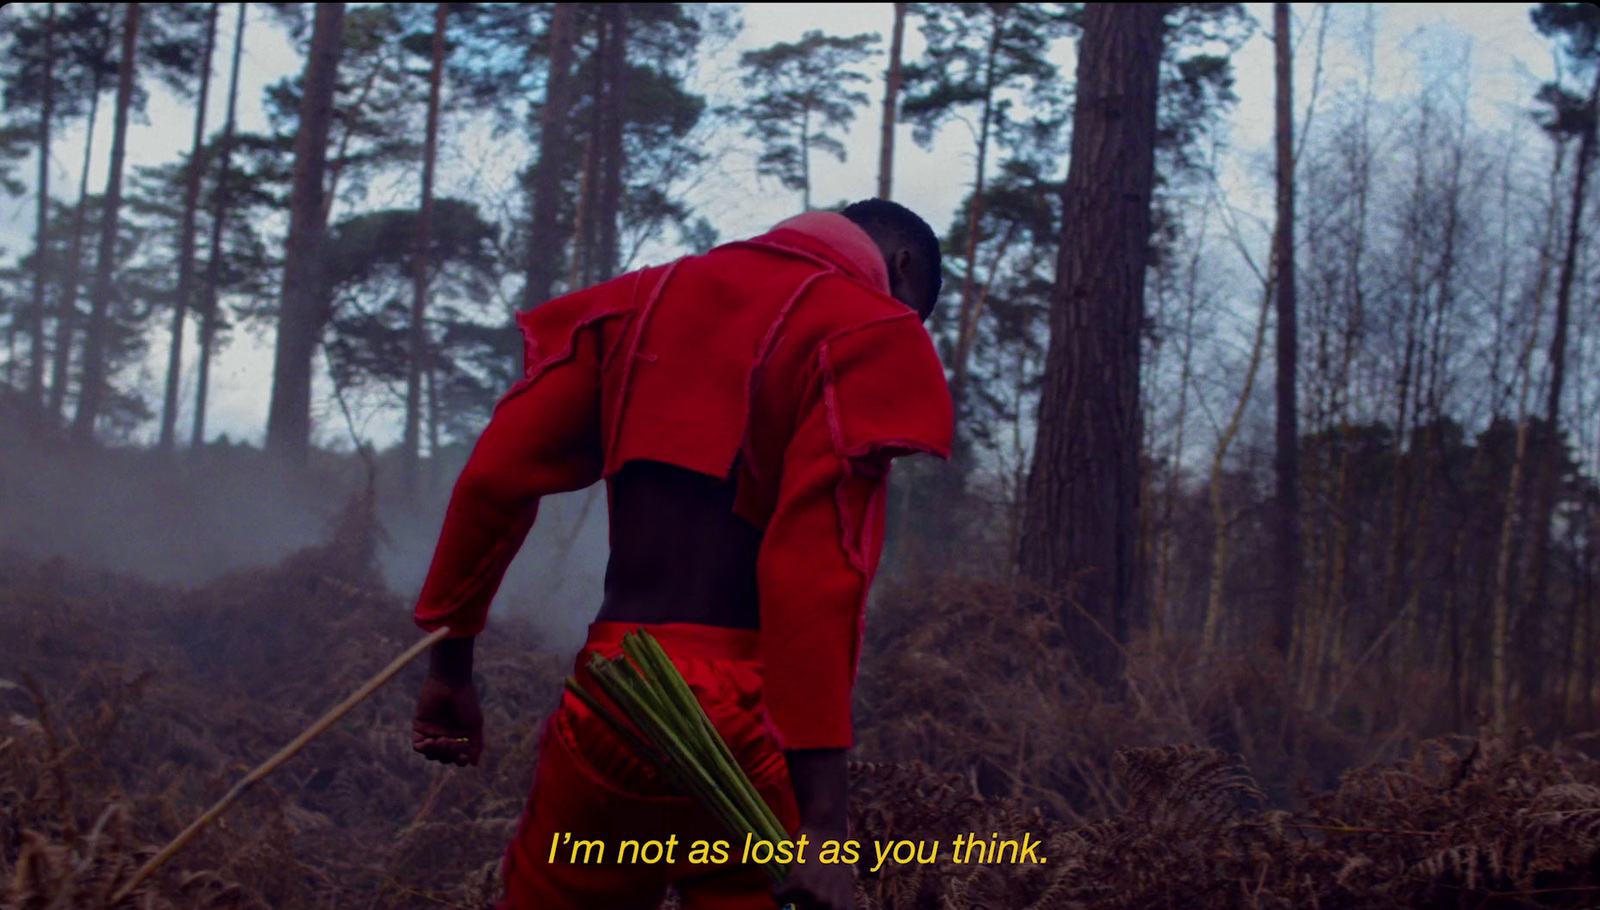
1018, 2, 1165, 685
159, 1, 218, 453
595, 3, 627, 284
1271, 1, 1300, 656
877, 2, 906, 200
193, 2, 247, 448
570, 13, 606, 288
47, 77, 99, 425
1489, 142, 1565, 738
1492, 416, 1533, 740
405, 2, 447, 493
265, 2, 344, 464
27, 2, 56, 412
523, 3, 578, 312
71, 1, 141, 445
1524, 63, 1600, 694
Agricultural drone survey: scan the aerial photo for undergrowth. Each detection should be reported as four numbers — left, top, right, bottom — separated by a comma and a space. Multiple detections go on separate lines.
2, 499, 1597, 908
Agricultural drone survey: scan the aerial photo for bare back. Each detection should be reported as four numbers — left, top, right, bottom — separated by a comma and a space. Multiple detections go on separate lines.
595, 460, 763, 629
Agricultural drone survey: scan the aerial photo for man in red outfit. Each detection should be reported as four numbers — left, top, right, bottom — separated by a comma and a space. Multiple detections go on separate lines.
409, 199, 953, 910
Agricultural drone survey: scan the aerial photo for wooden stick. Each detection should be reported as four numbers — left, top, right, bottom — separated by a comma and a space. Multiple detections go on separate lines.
110, 626, 452, 905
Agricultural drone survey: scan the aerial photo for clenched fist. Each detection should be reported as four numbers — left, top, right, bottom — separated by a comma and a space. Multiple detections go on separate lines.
412, 674, 483, 766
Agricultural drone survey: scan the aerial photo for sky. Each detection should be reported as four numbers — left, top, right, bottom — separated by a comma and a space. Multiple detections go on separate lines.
0, 2, 1567, 451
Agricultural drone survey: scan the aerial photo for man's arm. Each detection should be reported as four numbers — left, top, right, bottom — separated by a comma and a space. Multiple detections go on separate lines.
412, 317, 606, 766
757, 315, 949, 908
757, 314, 952, 758
427, 635, 474, 685
411, 320, 605, 639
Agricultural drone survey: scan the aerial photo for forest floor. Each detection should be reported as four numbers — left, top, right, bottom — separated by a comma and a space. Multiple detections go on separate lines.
2, 488, 1599, 909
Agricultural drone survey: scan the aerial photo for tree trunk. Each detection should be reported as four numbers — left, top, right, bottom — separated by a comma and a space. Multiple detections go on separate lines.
193, 2, 247, 448
523, 4, 578, 315
568, 132, 597, 288
877, 2, 906, 200
158, 1, 218, 453
27, 2, 56, 412
47, 77, 99, 425
1018, 2, 1164, 685
570, 13, 606, 289
1489, 150, 1564, 738
1524, 63, 1600, 695
405, 2, 447, 494
265, 2, 344, 464
71, 1, 141, 445
1271, 1, 1299, 656
1492, 416, 1533, 739
949, 12, 1006, 420
595, 3, 627, 284
426, 359, 442, 490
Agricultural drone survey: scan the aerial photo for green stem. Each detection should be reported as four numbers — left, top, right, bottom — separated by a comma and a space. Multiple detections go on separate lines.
577, 637, 793, 885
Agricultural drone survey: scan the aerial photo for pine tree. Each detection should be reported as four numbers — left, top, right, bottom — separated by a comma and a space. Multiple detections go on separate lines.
70, 1, 141, 444
265, 2, 345, 464
192, 2, 249, 447
732, 30, 880, 212
157, 1, 219, 452
1019, 2, 1165, 684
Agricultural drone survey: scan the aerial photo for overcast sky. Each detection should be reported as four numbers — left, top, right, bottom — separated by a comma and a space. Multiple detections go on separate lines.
0, 3, 1563, 450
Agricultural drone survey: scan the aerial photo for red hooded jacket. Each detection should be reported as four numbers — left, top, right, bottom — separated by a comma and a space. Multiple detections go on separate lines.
412, 212, 954, 750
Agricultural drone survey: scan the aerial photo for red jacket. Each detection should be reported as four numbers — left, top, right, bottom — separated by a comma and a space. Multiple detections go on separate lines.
413, 212, 954, 750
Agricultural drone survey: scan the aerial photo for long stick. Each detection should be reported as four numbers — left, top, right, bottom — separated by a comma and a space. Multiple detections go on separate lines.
111, 627, 451, 904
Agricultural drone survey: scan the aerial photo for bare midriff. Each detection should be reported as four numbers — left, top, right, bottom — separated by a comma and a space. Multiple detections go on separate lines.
595, 459, 763, 630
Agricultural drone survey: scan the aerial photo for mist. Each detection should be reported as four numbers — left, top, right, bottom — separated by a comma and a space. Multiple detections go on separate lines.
0, 416, 611, 653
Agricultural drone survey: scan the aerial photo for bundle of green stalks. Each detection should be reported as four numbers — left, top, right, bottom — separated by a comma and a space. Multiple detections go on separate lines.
563, 629, 791, 888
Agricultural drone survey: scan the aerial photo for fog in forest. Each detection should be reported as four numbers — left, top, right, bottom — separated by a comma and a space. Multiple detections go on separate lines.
3, 3, 1600, 908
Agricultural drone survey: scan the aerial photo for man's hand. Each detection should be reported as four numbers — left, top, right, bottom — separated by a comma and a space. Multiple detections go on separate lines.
775, 825, 855, 910
412, 674, 483, 766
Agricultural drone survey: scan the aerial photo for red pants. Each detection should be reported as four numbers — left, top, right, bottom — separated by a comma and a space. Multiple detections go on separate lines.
499, 622, 802, 910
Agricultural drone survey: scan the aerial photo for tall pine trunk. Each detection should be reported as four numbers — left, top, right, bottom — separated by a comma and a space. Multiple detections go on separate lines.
27, 3, 56, 412
1490, 142, 1566, 738
1271, 1, 1300, 656
405, 3, 447, 493
877, 2, 906, 200
158, 2, 218, 452
522, 3, 578, 312
48, 78, 99, 425
1524, 64, 1600, 693
595, 3, 626, 283
71, 1, 141, 445
193, 2, 247, 448
1019, 2, 1164, 685
265, 2, 344, 464
569, 13, 606, 289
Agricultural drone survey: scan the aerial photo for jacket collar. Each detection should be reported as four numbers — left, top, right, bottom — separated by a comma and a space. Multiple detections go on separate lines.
751, 212, 892, 295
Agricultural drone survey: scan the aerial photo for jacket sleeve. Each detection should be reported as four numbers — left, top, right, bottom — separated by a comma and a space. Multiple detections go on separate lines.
756, 313, 954, 750
413, 306, 607, 638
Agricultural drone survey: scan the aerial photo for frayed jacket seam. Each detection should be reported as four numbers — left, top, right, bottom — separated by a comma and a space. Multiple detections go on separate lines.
495, 309, 625, 413
740, 270, 832, 482
605, 260, 682, 472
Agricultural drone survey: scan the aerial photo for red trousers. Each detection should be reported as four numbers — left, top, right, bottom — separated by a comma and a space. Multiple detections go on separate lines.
499, 622, 802, 910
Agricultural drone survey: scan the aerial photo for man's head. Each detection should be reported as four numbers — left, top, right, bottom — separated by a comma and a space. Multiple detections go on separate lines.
841, 199, 942, 321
